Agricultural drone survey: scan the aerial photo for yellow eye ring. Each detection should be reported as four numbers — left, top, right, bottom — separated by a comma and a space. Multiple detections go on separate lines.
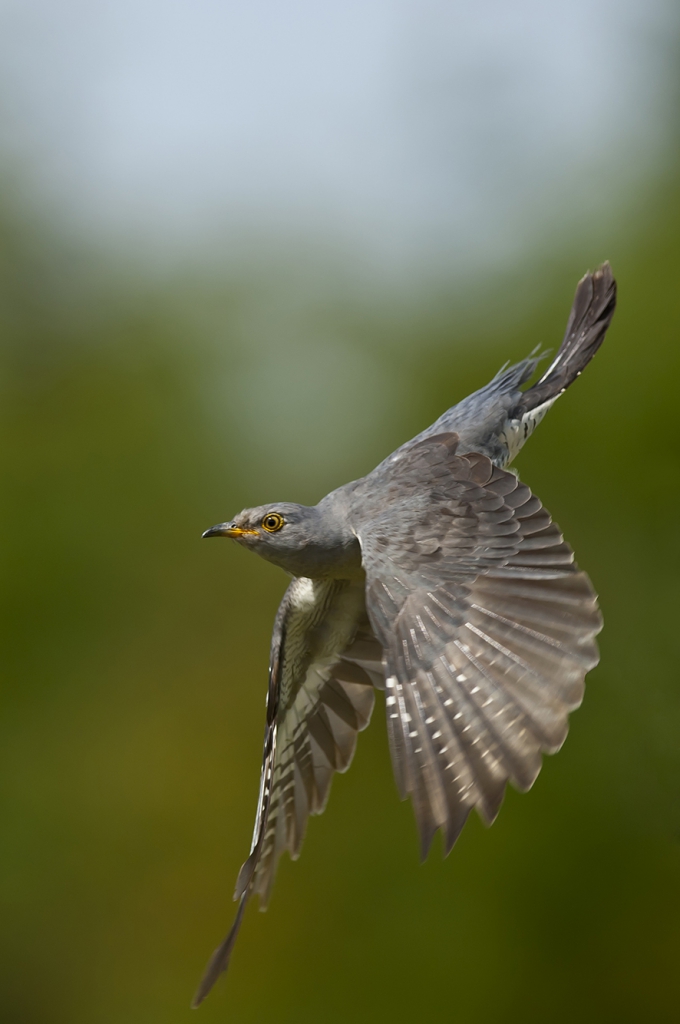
261, 512, 284, 533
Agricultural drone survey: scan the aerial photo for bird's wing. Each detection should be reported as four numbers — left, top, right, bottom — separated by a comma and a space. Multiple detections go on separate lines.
353, 432, 601, 859
192, 577, 382, 1006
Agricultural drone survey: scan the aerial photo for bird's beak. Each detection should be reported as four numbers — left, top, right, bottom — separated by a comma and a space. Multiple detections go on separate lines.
202, 523, 259, 539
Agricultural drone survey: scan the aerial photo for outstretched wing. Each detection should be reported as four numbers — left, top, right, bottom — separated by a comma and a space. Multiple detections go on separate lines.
192, 577, 382, 1006
244, 579, 382, 908
353, 432, 601, 859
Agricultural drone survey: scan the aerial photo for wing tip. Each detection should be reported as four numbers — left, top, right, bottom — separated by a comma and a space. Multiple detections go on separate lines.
190, 895, 248, 1008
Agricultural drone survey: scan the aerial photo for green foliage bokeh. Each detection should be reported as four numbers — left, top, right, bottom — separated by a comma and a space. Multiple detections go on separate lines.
1, 170, 679, 1023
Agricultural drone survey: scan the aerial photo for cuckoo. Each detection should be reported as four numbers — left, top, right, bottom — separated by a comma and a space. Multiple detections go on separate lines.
193, 263, 616, 1006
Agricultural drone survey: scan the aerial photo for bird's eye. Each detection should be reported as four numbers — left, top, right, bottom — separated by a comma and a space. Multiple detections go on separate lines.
261, 512, 284, 532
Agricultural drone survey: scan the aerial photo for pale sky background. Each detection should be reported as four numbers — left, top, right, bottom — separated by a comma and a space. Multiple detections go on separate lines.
0, 0, 677, 480
0, 0, 677, 279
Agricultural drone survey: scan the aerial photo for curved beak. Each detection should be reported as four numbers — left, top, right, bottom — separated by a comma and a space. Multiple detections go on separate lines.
202, 523, 258, 539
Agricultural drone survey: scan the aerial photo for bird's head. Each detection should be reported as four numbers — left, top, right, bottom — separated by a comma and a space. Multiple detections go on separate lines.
202, 501, 362, 579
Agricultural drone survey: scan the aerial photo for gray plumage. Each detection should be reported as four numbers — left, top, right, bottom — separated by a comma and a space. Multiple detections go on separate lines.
192, 263, 616, 1007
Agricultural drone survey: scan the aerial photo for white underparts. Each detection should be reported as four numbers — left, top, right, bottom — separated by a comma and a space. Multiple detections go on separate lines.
500, 396, 558, 464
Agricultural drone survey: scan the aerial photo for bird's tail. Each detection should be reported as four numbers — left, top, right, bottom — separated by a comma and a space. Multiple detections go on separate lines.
516, 262, 616, 416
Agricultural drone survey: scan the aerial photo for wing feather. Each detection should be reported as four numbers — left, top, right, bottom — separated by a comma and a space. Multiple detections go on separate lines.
193, 579, 380, 1005
354, 435, 601, 857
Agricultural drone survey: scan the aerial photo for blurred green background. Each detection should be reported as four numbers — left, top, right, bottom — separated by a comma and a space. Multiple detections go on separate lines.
1, 4, 680, 1023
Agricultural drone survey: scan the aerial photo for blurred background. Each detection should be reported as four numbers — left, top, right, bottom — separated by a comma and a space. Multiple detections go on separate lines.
1, 1, 679, 1021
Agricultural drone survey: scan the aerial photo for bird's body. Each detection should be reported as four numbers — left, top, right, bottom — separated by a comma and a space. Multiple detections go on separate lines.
194, 264, 616, 1007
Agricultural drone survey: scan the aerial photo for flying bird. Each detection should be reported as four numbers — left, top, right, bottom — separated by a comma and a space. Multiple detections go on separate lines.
193, 264, 616, 1007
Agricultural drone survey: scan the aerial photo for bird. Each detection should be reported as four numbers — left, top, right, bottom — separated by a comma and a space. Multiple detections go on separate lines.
193, 263, 616, 1007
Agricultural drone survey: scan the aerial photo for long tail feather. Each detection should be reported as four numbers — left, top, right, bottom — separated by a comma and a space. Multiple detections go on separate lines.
517, 262, 616, 415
